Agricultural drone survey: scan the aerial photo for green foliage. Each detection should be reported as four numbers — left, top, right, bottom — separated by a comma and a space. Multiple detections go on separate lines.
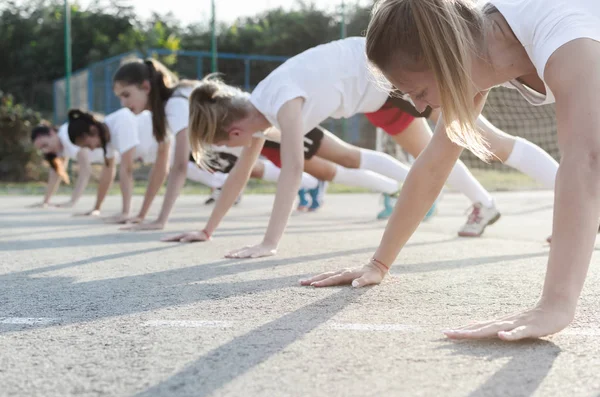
0, 91, 43, 182
0, 0, 372, 181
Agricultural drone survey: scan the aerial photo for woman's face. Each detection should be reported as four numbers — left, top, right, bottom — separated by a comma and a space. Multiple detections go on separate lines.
75, 126, 102, 150
382, 67, 441, 112
114, 81, 150, 114
33, 130, 60, 154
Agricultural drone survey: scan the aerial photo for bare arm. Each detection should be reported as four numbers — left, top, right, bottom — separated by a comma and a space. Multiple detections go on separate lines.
442, 41, 600, 341
205, 138, 265, 235
373, 113, 464, 266
136, 140, 171, 220
42, 167, 62, 204
262, 99, 305, 246
155, 130, 189, 226
161, 137, 264, 243
92, 158, 116, 211
301, 92, 488, 287
118, 148, 135, 216
225, 98, 305, 259
68, 150, 92, 204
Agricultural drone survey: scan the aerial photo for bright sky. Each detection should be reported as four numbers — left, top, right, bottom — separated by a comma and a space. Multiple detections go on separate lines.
77, 0, 371, 25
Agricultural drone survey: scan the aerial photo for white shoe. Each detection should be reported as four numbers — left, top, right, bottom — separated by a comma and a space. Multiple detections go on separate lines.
458, 202, 501, 237
204, 188, 221, 205
205, 188, 241, 206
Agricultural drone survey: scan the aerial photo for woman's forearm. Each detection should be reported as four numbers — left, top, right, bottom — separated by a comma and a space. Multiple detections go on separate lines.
541, 155, 600, 308
43, 170, 61, 203
203, 161, 253, 235
93, 162, 115, 210
262, 162, 303, 246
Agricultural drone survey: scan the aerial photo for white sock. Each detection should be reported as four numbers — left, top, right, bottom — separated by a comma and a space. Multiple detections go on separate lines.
333, 165, 398, 194
504, 137, 558, 189
446, 160, 494, 207
261, 159, 319, 189
359, 148, 410, 182
186, 161, 227, 188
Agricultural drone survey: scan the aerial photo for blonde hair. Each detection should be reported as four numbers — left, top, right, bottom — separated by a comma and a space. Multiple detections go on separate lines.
366, 0, 493, 161
188, 74, 251, 166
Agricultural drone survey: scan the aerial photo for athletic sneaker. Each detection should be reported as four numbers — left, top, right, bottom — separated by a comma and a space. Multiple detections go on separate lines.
308, 181, 328, 211
204, 188, 220, 205
377, 193, 397, 220
377, 193, 437, 221
204, 188, 241, 206
458, 202, 501, 237
297, 189, 310, 211
423, 199, 438, 221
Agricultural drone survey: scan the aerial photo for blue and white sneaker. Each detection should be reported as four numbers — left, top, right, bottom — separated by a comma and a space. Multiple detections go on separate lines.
308, 181, 328, 211
297, 189, 310, 211
376, 193, 437, 221
376, 193, 397, 220
423, 199, 438, 221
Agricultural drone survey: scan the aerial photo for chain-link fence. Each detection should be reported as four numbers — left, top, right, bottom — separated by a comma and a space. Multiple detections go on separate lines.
54, 51, 558, 170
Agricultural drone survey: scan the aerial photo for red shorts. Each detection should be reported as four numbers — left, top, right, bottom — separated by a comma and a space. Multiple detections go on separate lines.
364, 104, 415, 136
261, 146, 282, 168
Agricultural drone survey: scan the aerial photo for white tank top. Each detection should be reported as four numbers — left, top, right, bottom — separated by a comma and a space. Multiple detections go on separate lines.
491, 0, 600, 105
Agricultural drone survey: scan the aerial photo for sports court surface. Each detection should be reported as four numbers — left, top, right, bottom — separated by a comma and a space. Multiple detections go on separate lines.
1, 192, 599, 396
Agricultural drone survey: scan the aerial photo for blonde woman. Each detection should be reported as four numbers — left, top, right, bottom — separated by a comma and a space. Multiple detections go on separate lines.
302, 0, 600, 341
183, 37, 560, 257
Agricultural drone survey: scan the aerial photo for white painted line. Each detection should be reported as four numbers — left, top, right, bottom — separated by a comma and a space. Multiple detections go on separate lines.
143, 320, 234, 328
0, 317, 59, 325
325, 322, 420, 332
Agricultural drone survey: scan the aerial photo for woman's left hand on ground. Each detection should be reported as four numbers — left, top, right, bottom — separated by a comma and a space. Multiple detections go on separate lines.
443, 300, 575, 341
120, 220, 164, 231
225, 243, 277, 258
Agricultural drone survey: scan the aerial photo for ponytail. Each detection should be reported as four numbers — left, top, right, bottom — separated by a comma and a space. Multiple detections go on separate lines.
188, 74, 251, 167
113, 58, 179, 143
67, 109, 110, 166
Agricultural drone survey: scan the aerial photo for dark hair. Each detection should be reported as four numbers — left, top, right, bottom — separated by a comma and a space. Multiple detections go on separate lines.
67, 109, 109, 165
113, 58, 190, 143
30, 124, 70, 184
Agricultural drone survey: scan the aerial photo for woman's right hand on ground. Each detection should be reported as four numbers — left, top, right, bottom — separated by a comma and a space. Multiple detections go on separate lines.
299, 261, 388, 288
73, 209, 101, 217
161, 230, 210, 243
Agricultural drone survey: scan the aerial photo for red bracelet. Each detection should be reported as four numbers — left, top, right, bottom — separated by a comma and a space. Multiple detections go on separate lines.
201, 229, 212, 239
370, 257, 390, 272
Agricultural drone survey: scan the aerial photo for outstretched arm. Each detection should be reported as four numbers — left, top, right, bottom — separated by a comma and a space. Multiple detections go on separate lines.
225, 98, 305, 259
161, 137, 265, 243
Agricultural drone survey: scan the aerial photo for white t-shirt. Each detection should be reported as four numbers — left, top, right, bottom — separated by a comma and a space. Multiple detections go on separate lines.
57, 123, 106, 163
250, 37, 389, 134
104, 108, 140, 159
491, 0, 600, 105
165, 86, 193, 135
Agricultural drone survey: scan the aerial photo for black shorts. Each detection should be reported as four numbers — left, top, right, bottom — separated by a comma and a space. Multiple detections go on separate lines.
190, 152, 239, 174
261, 127, 324, 167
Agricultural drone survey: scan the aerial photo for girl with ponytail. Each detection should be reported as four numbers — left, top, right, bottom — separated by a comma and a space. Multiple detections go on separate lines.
67, 108, 139, 223
304, 0, 600, 341
29, 123, 108, 210
112, 58, 197, 230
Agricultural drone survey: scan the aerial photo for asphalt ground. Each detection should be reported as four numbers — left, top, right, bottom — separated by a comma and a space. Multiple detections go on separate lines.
1, 192, 599, 397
